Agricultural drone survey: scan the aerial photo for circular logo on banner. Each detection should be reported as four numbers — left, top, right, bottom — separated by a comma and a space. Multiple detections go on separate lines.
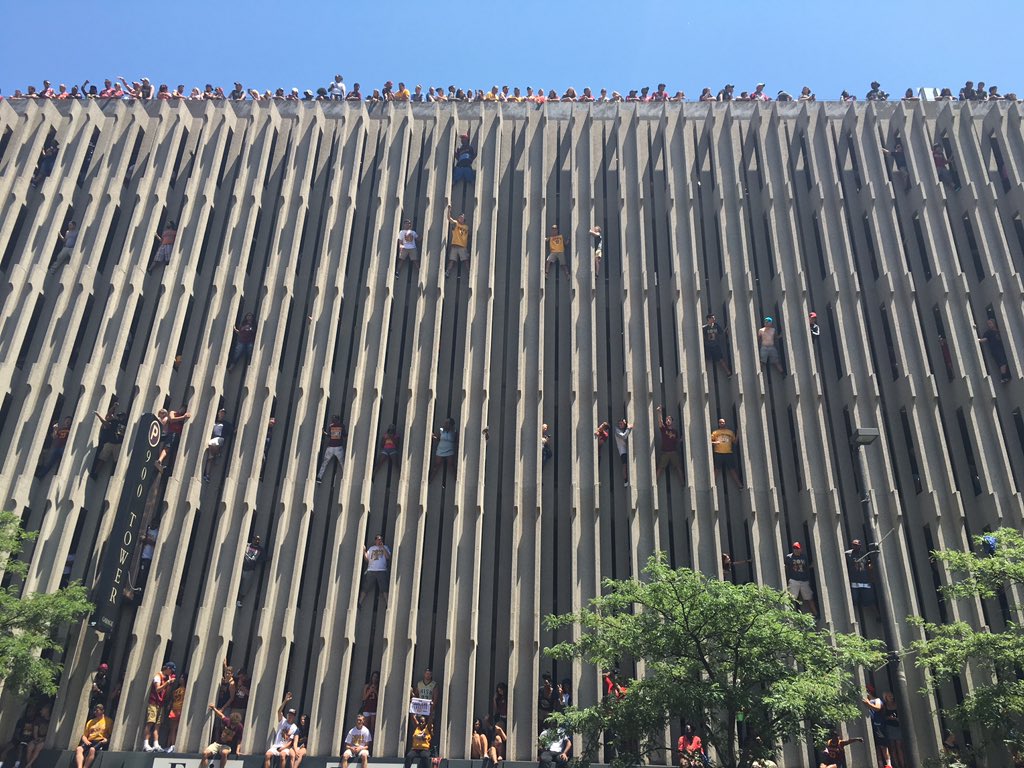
148, 419, 162, 448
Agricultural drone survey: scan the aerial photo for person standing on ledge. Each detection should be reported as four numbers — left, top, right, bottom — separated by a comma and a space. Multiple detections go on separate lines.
446, 205, 470, 277
545, 225, 570, 279
589, 224, 603, 276
978, 317, 1012, 382
453, 132, 476, 185
758, 316, 784, 375
710, 418, 744, 489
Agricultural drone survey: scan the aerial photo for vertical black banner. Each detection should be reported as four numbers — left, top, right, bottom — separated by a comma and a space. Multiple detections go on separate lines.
90, 413, 162, 633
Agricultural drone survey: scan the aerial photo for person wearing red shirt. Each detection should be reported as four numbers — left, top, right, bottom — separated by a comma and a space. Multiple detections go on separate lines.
676, 724, 704, 767
372, 425, 401, 476
143, 662, 176, 752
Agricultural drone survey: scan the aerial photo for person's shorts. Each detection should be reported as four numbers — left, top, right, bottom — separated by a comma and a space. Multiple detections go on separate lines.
992, 349, 1009, 366
788, 579, 813, 601
343, 748, 370, 759
453, 166, 475, 184
80, 742, 107, 752
146, 704, 163, 724
381, 447, 399, 458
618, 451, 628, 464
713, 451, 736, 469
365, 570, 390, 593
205, 743, 232, 755
266, 746, 284, 756
871, 723, 888, 746
759, 345, 780, 365
398, 247, 418, 262
450, 245, 469, 262
594, 247, 603, 259
436, 448, 455, 459
657, 452, 683, 471
164, 433, 180, 450
208, 436, 225, 449
851, 585, 876, 605
546, 251, 564, 265
705, 342, 723, 362
155, 243, 173, 264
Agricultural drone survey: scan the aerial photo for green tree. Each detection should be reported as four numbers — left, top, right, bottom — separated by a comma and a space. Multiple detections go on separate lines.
0, 511, 93, 696
544, 554, 885, 768
909, 527, 1024, 759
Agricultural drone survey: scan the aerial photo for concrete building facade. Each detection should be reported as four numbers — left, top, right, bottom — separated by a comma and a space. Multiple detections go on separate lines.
1, 98, 1023, 766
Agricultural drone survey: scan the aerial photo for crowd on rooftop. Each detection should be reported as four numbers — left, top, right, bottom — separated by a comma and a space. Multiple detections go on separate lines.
3, 75, 1020, 105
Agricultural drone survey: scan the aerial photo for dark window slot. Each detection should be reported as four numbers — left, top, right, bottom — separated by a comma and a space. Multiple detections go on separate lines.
990, 137, 1011, 192
76, 128, 101, 188
940, 136, 962, 189
955, 407, 983, 496
877, 305, 900, 380
175, 518, 199, 608
15, 296, 46, 370
216, 128, 234, 187
95, 206, 121, 274
276, 298, 295, 375
245, 208, 263, 277
912, 215, 933, 281
921, 525, 949, 624
262, 129, 279, 190
176, 297, 197, 366
68, 294, 96, 369
761, 214, 776, 277
0, 126, 12, 167
846, 134, 864, 191
194, 214, 216, 276
860, 215, 880, 280
118, 302, 144, 372
961, 215, 985, 281
0, 205, 28, 273
825, 303, 843, 379
124, 131, 145, 186
787, 407, 804, 491
811, 213, 827, 279
899, 408, 924, 494
933, 307, 955, 380
1012, 217, 1024, 262
168, 129, 190, 189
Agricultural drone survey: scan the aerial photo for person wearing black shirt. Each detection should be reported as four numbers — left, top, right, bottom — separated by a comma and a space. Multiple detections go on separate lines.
784, 542, 817, 617
453, 133, 477, 185
237, 535, 265, 607
846, 539, 880, 619
91, 409, 128, 477
978, 317, 1012, 382
702, 313, 732, 377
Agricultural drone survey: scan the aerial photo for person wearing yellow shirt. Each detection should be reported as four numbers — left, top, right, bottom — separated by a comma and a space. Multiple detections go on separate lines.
483, 86, 500, 101
393, 82, 411, 102
446, 205, 470, 277
403, 716, 432, 768
545, 224, 570, 279
710, 418, 743, 488
75, 704, 112, 768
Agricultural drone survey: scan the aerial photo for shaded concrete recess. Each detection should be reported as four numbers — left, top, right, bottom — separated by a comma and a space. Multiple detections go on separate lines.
1, 98, 1023, 767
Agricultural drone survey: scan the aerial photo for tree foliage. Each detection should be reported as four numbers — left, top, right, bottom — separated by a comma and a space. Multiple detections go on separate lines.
909, 527, 1024, 757
544, 554, 885, 768
0, 511, 93, 696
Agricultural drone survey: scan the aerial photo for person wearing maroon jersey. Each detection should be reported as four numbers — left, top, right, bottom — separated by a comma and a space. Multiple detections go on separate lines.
316, 415, 347, 483
655, 406, 684, 485
227, 312, 257, 371
142, 662, 176, 752
37, 417, 72, 478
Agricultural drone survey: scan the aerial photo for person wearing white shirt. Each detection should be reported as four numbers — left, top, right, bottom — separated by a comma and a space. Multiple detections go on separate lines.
360, 534, 392, 605
263, 693, 298, 768
327, 75, 346, 100
342, 714, 373, 768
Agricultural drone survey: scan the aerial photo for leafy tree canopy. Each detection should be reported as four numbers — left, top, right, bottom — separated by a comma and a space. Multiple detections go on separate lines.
545, 554, 885, 768
909, 527, 1024, 758
0, 511, 93, 696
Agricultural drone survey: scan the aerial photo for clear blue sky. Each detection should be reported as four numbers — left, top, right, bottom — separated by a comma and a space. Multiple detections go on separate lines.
3, 0, 1021, 99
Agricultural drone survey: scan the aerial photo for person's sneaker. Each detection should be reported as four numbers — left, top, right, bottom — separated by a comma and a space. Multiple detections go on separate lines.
166, 746, 176, 753
152, 743, 163, 752
624, 480, 629, 486
143, 744, 153, 753
236, 600, 242, 607
316, 478, 322, 485
203, 474, 210, 483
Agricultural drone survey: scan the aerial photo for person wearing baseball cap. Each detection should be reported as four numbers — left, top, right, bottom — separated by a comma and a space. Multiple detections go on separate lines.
808, 311, 820, 338
784, 542, 817, 617
758, 317, 784, 375
264, 692, 298, 768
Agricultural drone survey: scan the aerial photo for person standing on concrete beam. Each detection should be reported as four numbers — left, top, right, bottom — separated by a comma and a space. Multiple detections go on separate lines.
978, 317, 1012, 383
545, 225, 570, 279
396, 219, 420, 276
315, 415, 347, 484
702, 313, 732, 377
757, 317, 785, 375
655, 406, 685, 486
446, 205, 470, 277
784, 542, 818, 618
453, 132, 476, 185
